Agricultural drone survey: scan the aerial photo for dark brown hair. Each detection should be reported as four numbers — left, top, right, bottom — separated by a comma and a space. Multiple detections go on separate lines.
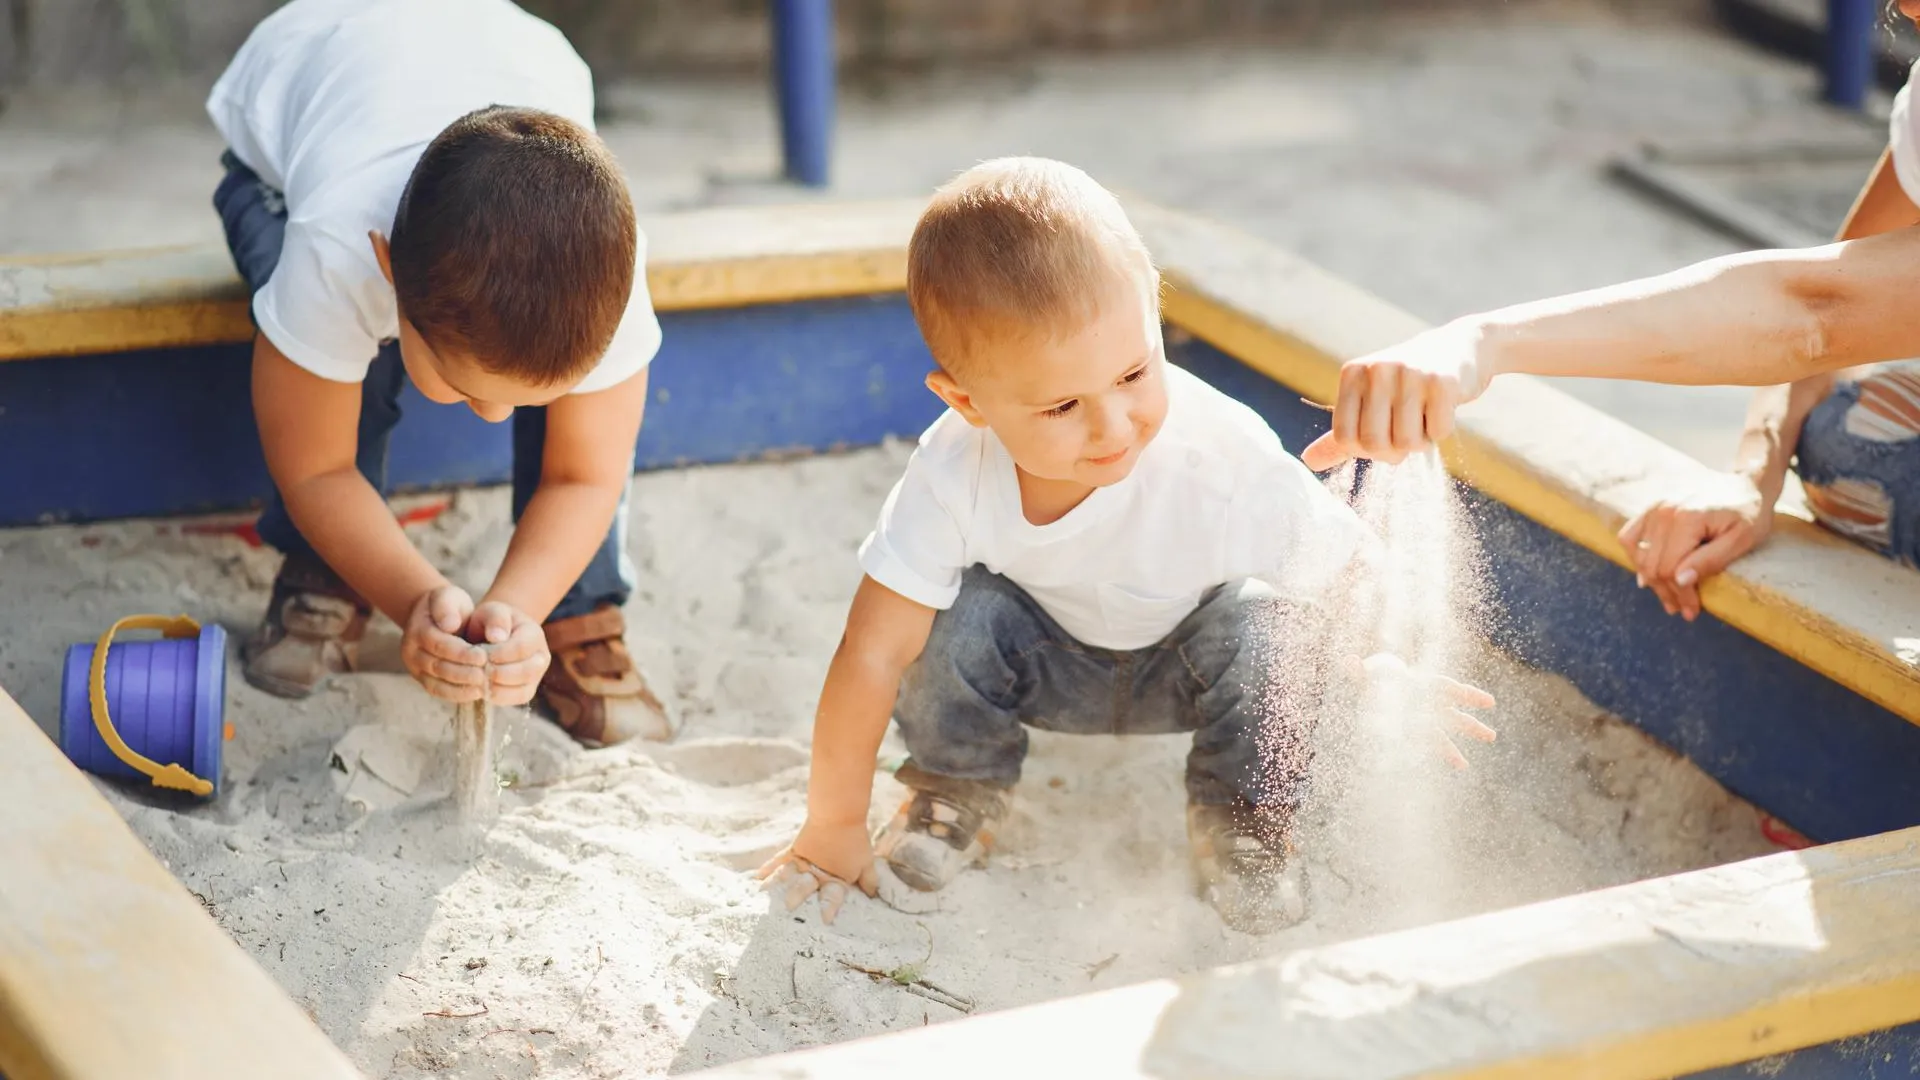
389, 106, 636, 387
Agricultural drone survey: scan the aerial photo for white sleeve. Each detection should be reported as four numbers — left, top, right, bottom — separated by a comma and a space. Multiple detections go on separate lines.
1890, 65, 1920, 206
252, 222, 385, 383
569, 229, 663, 395
857, 447, 969, 610
1224, 452, 1369, 600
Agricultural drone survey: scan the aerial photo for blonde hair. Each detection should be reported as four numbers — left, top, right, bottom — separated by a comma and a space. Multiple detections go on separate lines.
906, 157, 1158, 377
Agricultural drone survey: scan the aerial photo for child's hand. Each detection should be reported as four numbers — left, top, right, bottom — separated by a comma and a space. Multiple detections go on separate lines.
465, 601, 551, 707
756, 818, 879, 924
402, 585, 489, 702
1352, 652, 1497, 769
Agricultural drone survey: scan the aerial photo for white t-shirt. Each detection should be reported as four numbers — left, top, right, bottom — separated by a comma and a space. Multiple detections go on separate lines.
1889, 63, 1920, 207
206, 0, 661, 392
858, 364, 1369, 651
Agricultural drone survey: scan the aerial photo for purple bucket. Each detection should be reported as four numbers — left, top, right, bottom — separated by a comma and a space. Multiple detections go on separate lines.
58, 623, 228, 797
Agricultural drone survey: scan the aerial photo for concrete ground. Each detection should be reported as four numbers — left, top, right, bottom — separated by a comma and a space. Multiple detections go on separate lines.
0, 0, 1888, 463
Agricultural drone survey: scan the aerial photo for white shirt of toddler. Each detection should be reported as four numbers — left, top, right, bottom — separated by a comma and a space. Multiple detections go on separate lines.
858, 363, 1369, 651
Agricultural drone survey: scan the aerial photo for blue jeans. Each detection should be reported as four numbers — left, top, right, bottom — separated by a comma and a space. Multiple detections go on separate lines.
894, 568, 1325, 810
1797, 365, 1920, 568
212, 152, 632, 621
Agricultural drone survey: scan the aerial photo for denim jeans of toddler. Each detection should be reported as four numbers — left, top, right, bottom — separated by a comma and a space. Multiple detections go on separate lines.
893, 567, 1325, 811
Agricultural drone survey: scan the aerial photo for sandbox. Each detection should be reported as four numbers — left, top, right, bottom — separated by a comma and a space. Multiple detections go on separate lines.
0, 445, 1786, 1078
3, 200, 1918, 1080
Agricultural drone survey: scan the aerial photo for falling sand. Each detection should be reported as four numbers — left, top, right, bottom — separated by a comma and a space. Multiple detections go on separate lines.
0, 443, 1784, 1077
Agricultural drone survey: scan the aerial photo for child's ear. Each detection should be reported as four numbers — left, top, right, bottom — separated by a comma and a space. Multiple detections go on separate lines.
925, 370, 988, 427
369, 231, 394, 285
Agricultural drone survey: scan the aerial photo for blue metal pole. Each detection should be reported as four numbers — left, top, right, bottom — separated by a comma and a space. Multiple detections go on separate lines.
1824, 0, 1875, 110
771, 0, 835, 187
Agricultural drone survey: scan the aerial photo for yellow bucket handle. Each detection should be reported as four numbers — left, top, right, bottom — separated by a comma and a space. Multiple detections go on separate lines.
88, 614, 215, 797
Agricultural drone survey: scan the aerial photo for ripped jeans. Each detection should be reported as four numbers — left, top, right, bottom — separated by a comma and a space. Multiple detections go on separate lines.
1797, 363, 1920, 568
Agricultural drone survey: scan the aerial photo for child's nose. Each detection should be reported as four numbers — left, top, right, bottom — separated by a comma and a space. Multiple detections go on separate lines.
467, 399, 515, 424
1091, 396, 1129, 442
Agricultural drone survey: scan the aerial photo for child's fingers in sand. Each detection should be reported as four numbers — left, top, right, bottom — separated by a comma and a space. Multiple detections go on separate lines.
406, 649, 488, 687
756, 850, 874, 924
407, 621, 488, 670
486, 654, 548, 686
468, 601, 516, 645
483, 620, 547, 665
1430, 672, 1495, 711
1445, 708, 1498, 743
416, 674, 489, 704
426, 586, 471, 635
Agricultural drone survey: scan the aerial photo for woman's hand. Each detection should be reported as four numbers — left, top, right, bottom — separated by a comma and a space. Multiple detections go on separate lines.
1302, 321, 1498, 471
1618, 474, 1771, 622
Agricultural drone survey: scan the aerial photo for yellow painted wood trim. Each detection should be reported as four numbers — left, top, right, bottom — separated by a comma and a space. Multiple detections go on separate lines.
0, 687, 362, 1080
0, 302, 253, 361
0, 199, 921, 362
691, 827, 1920, 1080
1147, 205, 1920, 728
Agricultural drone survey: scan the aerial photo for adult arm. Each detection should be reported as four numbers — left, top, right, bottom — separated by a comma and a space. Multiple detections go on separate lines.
1301, 191, 1920, 470
1622, 147, 1919, 619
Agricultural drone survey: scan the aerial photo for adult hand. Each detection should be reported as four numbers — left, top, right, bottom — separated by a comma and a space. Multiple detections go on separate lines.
756, 818, 879, 924
1618, 474, 1770, 622
466, 601, 551, 707
401, 585, 488, 702
1301, 322, 1496, 471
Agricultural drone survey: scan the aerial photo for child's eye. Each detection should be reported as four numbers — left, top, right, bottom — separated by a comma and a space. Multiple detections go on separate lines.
1043, 400, 1078, 418
1120, 366, 1148, 384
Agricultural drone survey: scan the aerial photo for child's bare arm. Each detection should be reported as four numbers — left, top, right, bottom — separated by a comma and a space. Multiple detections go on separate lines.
253, 336, 449, 621
253, 337, 489, 699
759, 576, 937, 921
484, 369, 649, 621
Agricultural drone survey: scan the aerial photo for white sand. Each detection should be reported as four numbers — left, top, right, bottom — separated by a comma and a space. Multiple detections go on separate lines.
0, 446, 1783, 1078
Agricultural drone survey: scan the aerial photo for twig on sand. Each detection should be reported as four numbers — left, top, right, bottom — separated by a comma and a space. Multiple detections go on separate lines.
1088, 953, 1120, 980
565, 945, 610, 1028
833, 924, 974, 1013
425, 1004, 490, 1019
482, 1027, 556, 1041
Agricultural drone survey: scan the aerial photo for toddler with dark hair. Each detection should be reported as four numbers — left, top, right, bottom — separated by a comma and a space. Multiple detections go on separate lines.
209, 0, 667, 744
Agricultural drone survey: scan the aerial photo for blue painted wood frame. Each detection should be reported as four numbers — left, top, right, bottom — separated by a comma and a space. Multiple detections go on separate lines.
0, 294, 936, 526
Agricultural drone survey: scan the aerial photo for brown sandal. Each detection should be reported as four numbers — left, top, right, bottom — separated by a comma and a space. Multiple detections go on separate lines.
873, 763, 1008, 892
537, 606, 675, 746
243, 553, 370, 699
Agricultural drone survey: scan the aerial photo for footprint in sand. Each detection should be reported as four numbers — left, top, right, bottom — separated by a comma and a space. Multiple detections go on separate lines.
652, 737, 810, 787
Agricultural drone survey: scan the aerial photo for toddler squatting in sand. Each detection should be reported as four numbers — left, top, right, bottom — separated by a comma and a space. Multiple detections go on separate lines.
762, 158, 1497, 932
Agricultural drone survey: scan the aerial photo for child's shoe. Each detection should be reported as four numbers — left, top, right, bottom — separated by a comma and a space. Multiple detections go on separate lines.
537, 605, 675, 746
1187, 801, 1309, 934
243, 553, 370, 698
874, 764, 1007, 892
